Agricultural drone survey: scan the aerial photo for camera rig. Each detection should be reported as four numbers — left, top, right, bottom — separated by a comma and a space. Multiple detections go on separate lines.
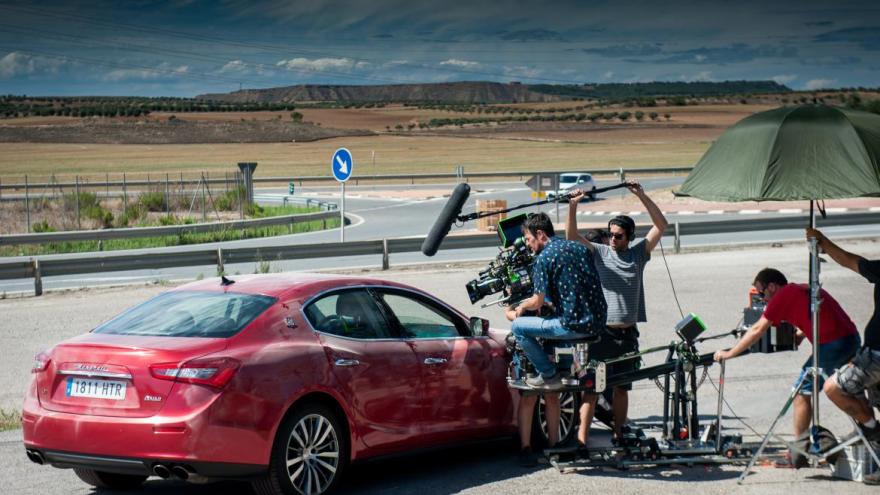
508, 314, 765, 470
466, 214, 536, 306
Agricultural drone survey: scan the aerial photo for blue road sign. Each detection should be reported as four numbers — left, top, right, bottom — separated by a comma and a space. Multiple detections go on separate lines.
331, 148, 353, 182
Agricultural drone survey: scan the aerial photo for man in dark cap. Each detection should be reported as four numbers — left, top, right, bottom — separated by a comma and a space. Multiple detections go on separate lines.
567, 180, 668, 447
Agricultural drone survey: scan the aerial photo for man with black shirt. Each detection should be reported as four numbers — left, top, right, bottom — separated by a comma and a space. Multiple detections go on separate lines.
807, 229, 880, 456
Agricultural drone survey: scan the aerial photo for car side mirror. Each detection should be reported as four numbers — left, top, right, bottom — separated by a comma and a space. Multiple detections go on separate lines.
469, 317, 489, 337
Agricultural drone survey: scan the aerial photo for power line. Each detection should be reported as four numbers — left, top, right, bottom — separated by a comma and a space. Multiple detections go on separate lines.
0, 4, 599, 84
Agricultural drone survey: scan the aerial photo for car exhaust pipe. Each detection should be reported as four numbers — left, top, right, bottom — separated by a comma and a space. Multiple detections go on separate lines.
26, 449, 44, 465
152, 464, 171, 479
171, 465, 193, 480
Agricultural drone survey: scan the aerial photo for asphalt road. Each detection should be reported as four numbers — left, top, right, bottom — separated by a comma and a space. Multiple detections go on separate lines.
2, 240, 880, 494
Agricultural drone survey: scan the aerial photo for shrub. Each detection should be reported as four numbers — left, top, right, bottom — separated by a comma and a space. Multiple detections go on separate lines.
32, 220, 55, 233
138, 191, 166, 212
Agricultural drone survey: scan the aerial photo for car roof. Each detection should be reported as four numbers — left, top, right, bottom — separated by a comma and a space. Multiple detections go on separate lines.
560, 172, 591, 177
171, 273, 424, 302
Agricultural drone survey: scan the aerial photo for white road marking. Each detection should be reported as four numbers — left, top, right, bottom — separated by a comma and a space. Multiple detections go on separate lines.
825, 207, 848, 213
708, 210, 724, 215
739, 209, 762, 214
778, 209, 803, 214
678, 211, 694, 215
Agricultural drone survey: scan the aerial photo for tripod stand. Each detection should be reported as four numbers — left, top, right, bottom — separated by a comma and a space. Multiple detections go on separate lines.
738, 235, 880, 483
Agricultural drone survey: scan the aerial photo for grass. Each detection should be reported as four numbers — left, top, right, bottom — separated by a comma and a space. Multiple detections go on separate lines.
0, 137, 709, 181
1, 213, 340, 256
0, 408, 21, 431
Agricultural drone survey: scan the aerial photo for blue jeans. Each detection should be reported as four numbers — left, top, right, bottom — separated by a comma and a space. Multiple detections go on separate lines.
512, 317, 580, 378
793, 333, 861, 395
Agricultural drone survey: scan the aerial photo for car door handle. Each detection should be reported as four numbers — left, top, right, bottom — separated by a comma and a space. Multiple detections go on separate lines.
423, 357, 448, 365
334, 359, 360, 367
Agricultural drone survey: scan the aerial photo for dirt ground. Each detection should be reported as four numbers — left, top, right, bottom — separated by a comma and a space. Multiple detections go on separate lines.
0, 136, 708, 181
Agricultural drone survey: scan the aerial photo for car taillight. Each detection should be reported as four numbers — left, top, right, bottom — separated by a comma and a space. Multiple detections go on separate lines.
32, 351, 51, 373
150, 357, 240, 388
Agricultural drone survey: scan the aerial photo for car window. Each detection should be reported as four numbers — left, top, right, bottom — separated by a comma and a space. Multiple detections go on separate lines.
93, 291, 276, 338
303, 289, 391, 339
377, 291, 465, 339
560, 175, 577, 184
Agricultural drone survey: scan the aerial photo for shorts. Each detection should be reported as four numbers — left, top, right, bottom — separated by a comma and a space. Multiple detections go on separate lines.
837, 346, 880, 397
589, 326, 640, 391
793, 333, 861, 395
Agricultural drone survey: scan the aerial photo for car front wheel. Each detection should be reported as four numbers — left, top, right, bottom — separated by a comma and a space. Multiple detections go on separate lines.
252, 403, 348, 495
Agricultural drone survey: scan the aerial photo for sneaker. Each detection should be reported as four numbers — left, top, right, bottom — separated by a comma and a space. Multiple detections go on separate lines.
525, 373, 564, 391
858, 422, 880, 443
518, 447, 538, 468
864, 471, 880, 485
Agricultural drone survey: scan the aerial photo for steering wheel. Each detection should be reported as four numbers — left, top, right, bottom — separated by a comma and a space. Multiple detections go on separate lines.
318, 315, 346, 333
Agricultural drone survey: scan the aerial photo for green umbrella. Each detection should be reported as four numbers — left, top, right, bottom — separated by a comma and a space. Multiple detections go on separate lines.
675, 104, 880, 473
676, 105, 880, 202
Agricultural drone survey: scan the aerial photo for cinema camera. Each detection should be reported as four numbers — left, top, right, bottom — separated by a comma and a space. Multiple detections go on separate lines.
465, 214, 536, 306
741, 287, 798, 353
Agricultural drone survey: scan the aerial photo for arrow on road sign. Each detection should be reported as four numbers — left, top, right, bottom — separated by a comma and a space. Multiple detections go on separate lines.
335, 155, 349, 174
525, 174, 559, 192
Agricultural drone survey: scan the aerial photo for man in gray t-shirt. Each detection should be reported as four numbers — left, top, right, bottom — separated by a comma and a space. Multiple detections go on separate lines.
566, 180, 668, 446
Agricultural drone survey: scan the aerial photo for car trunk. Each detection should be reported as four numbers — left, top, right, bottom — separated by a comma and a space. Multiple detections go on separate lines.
36, 333, 227, 418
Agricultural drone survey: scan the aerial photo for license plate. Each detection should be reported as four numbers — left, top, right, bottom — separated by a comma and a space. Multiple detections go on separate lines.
65, 377, 127, 400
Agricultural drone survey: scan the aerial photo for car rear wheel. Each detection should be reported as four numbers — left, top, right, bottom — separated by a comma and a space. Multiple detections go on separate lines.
73, 468, 147, 489
252, 403, 348, 495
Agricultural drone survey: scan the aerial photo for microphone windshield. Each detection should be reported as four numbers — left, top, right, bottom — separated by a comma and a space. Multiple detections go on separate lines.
421, 183, 471, 256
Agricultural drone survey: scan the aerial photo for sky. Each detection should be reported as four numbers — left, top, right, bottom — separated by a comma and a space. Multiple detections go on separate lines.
0, 0, 878, 97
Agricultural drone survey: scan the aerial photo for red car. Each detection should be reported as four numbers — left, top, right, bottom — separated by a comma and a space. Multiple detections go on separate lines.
23, 273, 541, 494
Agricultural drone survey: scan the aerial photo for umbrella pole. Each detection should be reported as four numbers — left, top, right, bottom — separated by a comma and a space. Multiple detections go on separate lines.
808, 201, 822, 449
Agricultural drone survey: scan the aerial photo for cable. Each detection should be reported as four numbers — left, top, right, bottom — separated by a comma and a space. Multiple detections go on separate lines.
657, 238, 684, 319
706, 374, 765, 439
0, 5, 605, 85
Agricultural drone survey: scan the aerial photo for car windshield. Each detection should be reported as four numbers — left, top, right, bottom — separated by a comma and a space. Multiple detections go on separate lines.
560, 175, 578, 184
93, 291, 277, 338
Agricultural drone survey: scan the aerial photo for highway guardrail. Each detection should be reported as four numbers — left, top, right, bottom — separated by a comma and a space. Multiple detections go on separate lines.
1, 212, 878, 296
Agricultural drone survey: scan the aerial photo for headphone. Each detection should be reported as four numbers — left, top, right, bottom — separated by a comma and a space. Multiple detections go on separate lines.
608, 215, 635, 240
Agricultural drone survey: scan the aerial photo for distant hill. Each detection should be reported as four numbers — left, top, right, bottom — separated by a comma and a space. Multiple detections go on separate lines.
198, 80, 792, 104
528, 81, 792, 100
198, 82, 558, 104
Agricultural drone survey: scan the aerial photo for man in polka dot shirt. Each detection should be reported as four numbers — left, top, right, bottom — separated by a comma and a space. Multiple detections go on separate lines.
512, 212, 607, 390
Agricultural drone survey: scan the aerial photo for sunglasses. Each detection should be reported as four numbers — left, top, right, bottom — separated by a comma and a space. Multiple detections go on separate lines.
610, 232, 626, 240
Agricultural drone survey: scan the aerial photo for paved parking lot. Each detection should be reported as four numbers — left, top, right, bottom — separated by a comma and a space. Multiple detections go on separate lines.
2, 238, 879, 494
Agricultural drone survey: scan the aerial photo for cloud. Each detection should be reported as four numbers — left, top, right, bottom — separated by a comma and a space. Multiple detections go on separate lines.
499, 29, 565, 42
681, 71, 714, 82
104, 63, 189, 82
799, 56, 861, 67
805, 21, 834, 28
603, 71, 614, 79
217, 59, 274, 76
439, 59, 480, 68
501, 65, 543, 80
772, 74, 797, 85
814, 26, 880, 51
276, 57, 371, 73
0, 52, 66, 78
646, 43, 798, 65
583, 43, 663, 58
804, 78, 836, 90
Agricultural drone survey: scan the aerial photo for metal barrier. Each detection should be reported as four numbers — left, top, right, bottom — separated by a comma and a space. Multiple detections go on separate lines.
1, 212, 878, 296
0, 166, 693, 191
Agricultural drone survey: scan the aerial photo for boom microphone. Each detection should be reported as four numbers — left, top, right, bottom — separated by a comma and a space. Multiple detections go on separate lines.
421, 183, 470, 256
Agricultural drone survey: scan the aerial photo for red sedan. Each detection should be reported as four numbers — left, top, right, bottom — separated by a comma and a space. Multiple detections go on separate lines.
22, 273, 524, 494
